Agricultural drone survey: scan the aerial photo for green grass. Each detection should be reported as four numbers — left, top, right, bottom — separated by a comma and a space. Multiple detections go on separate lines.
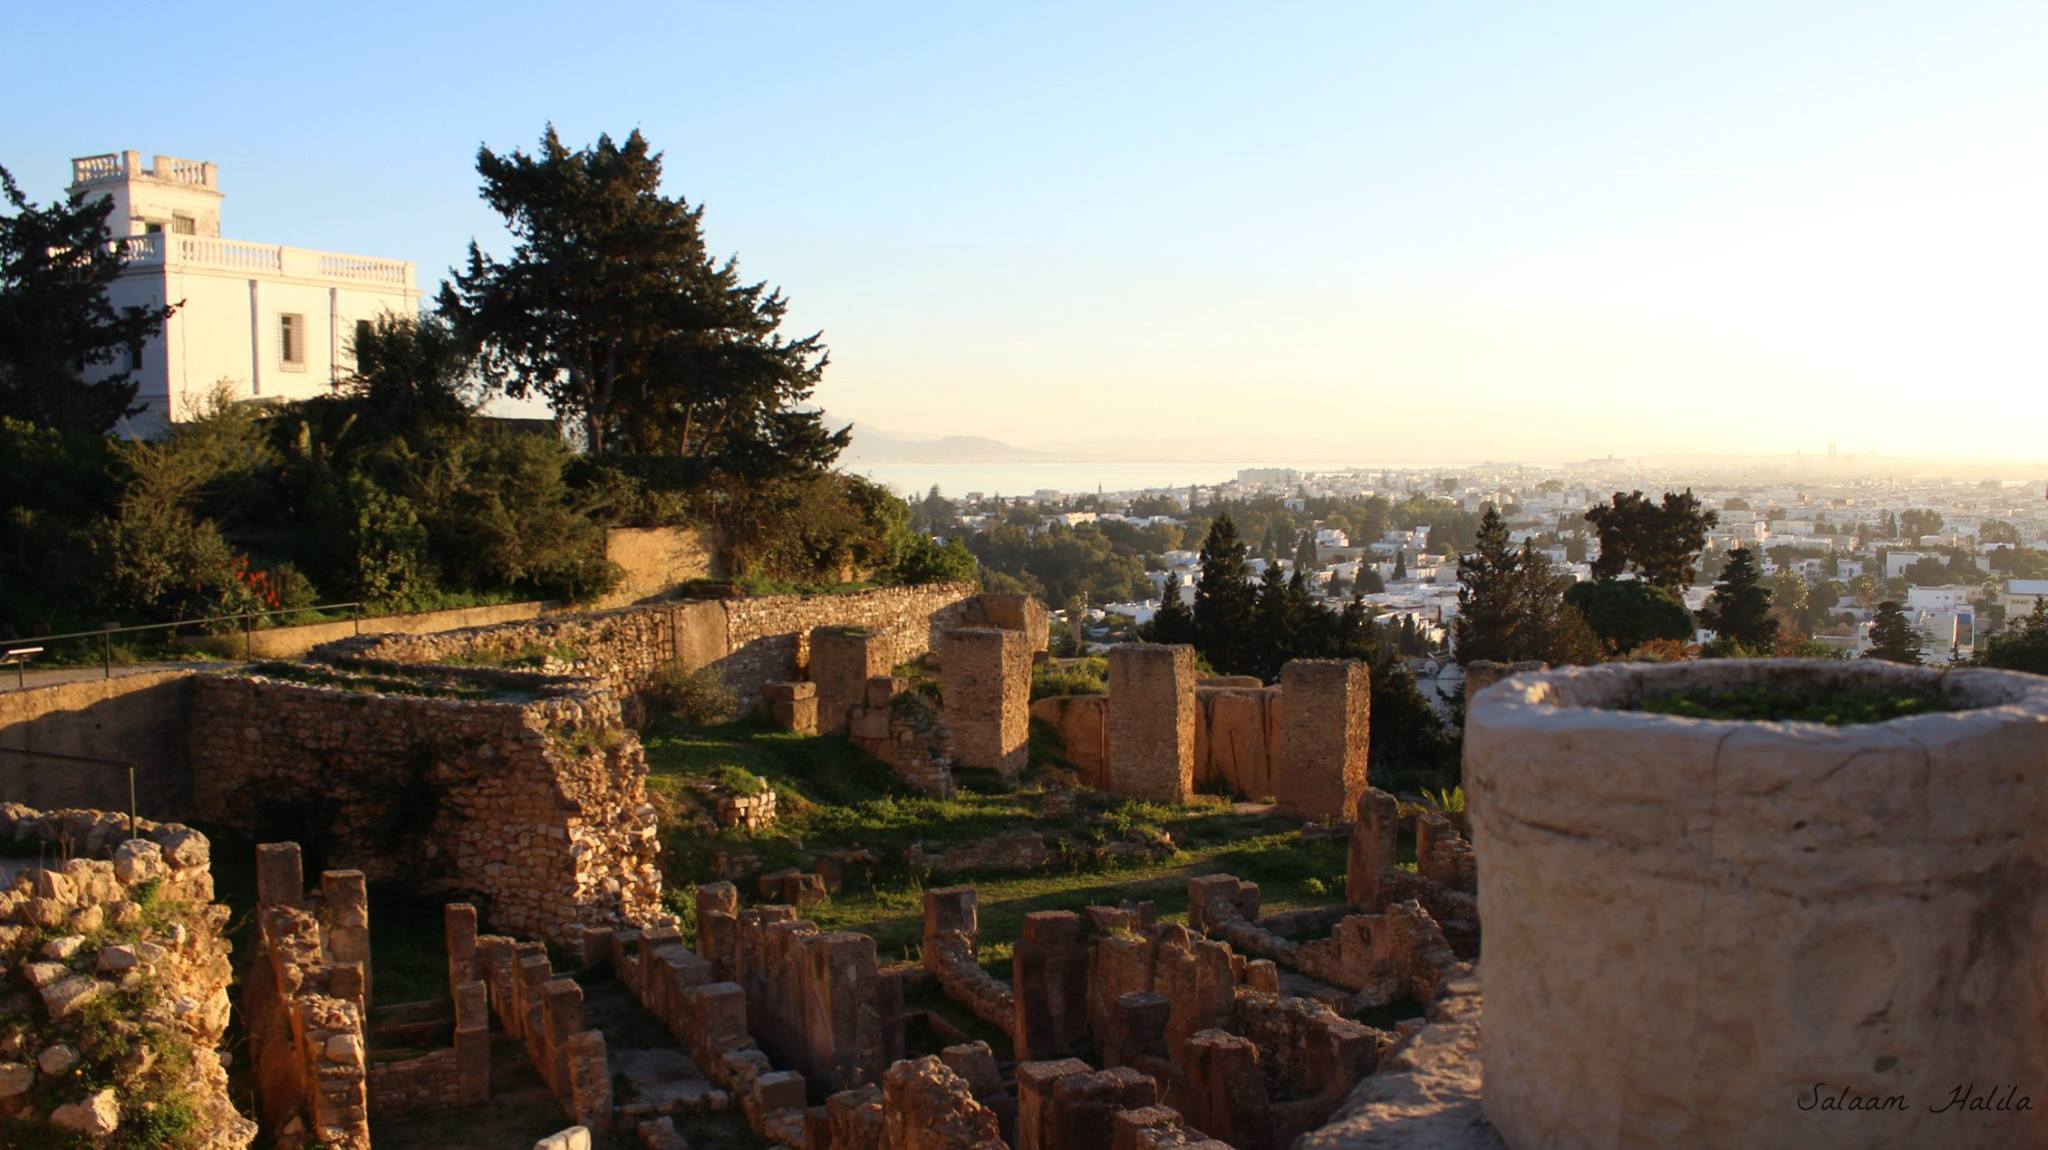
1637, 684, 1952, 725
1031, 657, 1109, 700
643, 719, 1350, 969
244, 660, 516, 701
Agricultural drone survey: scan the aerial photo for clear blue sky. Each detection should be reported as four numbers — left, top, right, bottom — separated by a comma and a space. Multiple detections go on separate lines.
7, 2, 2046, 462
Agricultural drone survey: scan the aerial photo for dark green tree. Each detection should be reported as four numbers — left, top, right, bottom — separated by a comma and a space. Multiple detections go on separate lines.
1293, 530, 1318, 573
1898, 508, 1945, 539
0, 165, 174, 437
1564, 578, 1695, 654
1976, 599, 2048, 675
1392, 549, 1407, 581
1149, 571, 1196, 645
1866, 601, 1923, 664
1584, 490, 1717, 591
441, 127, 843, 473
1699, 546, 1777, 652
1453, 506, 1521, 664
1193, 515, 1256, 671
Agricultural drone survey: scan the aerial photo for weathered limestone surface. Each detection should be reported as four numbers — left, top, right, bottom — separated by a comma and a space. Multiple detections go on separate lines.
814, 628, 895, 736
763, 680, 821, 735
881, 1056, 1005, 1149
1194, 684, 1280, 800
189, 669, 662, 945
0, 805, 254, 1150
848, 679, 958, 796
1275, 659, 1369, 821
941, 628, 1032, 776
922, 887, 1015, 1036
1108, 645, 1196, 803
1468, 659, 2048, 1150
1296, 977, 1503, 1150
0, 670, 196, 818
977, 593, 1052, 655
1030, 694, 1109, 787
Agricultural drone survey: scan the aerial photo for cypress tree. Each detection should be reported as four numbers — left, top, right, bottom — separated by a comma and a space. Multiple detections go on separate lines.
1193, 514, 1255, 672
1866, 600, 1923, 663
1454, 506, 1521, 663
1700, 546, 1777, 652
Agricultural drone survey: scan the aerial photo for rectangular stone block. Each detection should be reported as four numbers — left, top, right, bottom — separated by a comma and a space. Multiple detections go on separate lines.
1108, 645, 1197, 802
810, 628, 890, 735
255, 841, 304, 908
1275, 659, 1369, 821
941, 627, 1033, 776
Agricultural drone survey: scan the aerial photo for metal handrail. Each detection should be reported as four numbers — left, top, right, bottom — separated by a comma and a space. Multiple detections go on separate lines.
6, 601, 368, 680
0, 747, 139, 844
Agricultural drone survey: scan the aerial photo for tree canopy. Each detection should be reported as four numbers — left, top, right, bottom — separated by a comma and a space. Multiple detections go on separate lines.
1699, 546, 1777, 653
1584, 489, 1717, 591
0, 165, 172, 438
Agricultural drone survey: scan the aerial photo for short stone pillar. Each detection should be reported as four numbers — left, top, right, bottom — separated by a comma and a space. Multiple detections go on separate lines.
1012, 911, 1091, 1062
1107, 644, 1196, 802
254, 841, 304, 908
1345, 788, 1400, 910
761, 681, 819, 734
942, 627, 1033, 776
1180, 1030, 1270, 1150
1274, 659, 1369, 820
321, 869, 371, 1011
811, 627, 890, 735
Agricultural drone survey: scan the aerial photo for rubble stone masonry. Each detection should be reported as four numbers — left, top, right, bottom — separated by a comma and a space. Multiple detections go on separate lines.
188, 669, 662, 946
940, 627, 1032, 776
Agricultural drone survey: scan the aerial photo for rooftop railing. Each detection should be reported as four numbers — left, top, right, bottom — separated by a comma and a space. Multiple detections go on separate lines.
111, 235, 412, 289
70, 151, 219, 189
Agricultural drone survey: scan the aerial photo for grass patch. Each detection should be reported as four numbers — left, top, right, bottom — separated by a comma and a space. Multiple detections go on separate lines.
644, 719, 1344, 969
244, 660, 516, 701
1031, 657, 1109, 700
1636, 684, 1951, 725
444, 640, 581, 670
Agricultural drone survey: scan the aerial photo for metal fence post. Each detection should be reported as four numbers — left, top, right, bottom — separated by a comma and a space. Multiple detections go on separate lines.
244, 612, 254, 661
103, 628, 112, 679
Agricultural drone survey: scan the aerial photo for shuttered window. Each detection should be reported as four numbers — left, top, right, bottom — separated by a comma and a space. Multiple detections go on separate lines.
280, 313, 306, 369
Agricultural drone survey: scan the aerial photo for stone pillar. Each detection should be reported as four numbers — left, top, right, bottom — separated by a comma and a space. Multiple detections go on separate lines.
454, 978, 490, 1106
1016, 1059, 1093, 1150
942, 627, 1033, 776
811, 627, 889, 735
1107, 992, 1171, 1069
922, 886, 978, 969
882, 1056, 1004, 1149
321, 869, 370, 1010
1012, 911, 1090, 1061
1107, 645, 1197, 802
1346, 788, 1400, 910
255, 841, 304, 908
1275, 659, 1369, 821
1181, 1030, 1271, 1150
697, 882, 740, 981
1462, 659, 1543, 707
446, 903, 479, 997
762, 681, 819, 734
564, 1028, 611, 1138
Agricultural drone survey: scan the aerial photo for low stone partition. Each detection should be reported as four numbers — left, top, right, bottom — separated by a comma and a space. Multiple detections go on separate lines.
1296, 976, 1502, 1150
1030, 693, 1109, 786
1193, 682, 1278, 800
763, 681, 820, 734
1188, 875, 1460, 1009
189, 666, 663, 946
920, 887, 1016, 1036
467, 920, 614, 1137
1469, 660, 2048, 1150
242, 843, 374, 1149
0, 669, 196, 818
1346, 788, 1478, 957
905, 830, 1047, 876
0, 805, 254, 1149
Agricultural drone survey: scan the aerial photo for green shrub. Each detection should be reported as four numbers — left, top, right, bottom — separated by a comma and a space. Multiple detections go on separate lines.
647, 665, 741, 725
1031, 657, 1109, 700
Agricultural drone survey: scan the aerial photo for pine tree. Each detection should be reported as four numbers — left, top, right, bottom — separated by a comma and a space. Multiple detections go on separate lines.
1700, 546, 1777, 653
1, 166, 174, 436
1866, 600, 1923, 663
1454, 506, 1521, 663
1193, 514, 1256, 672
1392, 549, 1407, 581
1150, 571, 1196, 645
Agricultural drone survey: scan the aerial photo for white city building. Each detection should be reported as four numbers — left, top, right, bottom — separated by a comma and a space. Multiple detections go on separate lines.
71, 150, 421, 435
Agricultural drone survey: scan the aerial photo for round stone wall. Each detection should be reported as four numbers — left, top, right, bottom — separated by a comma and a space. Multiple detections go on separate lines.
1466, 659, 2048, 1149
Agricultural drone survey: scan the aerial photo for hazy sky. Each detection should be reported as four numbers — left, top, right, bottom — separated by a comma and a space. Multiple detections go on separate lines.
7, 2, 2045, 463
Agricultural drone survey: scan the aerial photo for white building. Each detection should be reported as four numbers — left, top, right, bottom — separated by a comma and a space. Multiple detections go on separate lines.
72, 150, 421, 435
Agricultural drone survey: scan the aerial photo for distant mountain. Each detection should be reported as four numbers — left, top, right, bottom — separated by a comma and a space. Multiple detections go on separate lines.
838, 421, 1076, 463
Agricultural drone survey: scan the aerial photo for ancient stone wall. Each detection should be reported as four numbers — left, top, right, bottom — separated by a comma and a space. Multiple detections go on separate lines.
813, 628, 896, 736
1029, 694, 1108, 787
1188, 874, 1459, 1008
318, 583, 986, 706
848, 678, 957, 796
242, 843, 373, 1150
940, 627, 1031, 776
0, 670, 195, 818
0, 805, 254, 1149
1193, 684, 1279, 800
470, 927, 614, 1138
188, 668, 662, 946
1107, 645, 1196, 802
921, 887, 1016, 1036
1345, 788, 1479, 957
976, 593, 1052, 656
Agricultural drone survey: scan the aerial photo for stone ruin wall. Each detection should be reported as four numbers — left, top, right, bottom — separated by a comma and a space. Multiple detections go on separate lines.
0, 805, 255, 1149
1347, 788, 1480, 957
317, 582, 985, 707
1033, 650, 1371, 820
187, 670, 662, 946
